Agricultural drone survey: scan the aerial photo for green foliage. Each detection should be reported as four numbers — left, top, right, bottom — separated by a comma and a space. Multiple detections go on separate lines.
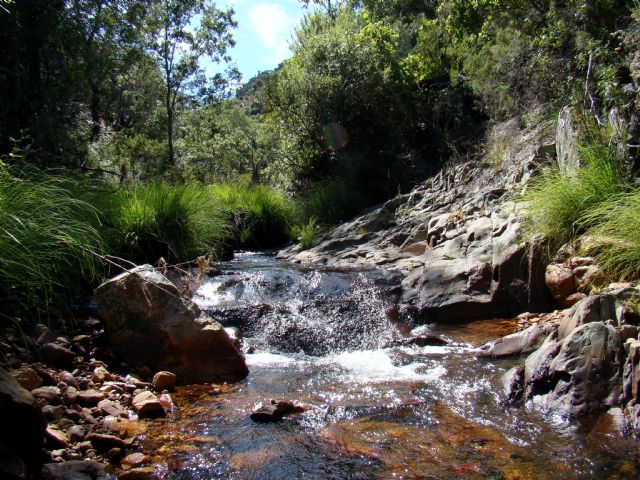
0, 163, 105, 320
209, 183, 295, 249
301, 179, 371, 224
521, 131, 626, 246
108, 183, 230, 263
581, 191, 640, 280
291, 216, 320, 250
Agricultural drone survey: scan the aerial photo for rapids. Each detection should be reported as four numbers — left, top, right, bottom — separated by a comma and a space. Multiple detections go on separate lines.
136, 253, 640, 479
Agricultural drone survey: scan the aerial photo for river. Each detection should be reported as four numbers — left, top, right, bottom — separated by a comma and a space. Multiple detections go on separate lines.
135, 252, 640, 479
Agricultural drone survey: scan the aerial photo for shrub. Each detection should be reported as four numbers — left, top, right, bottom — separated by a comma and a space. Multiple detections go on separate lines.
0, 164, 105, 321
581, 191, 640, 280
209, 183, 295, 249
301, 179, 370, 225
108, 183, 230, 263
521, 140, 625, 245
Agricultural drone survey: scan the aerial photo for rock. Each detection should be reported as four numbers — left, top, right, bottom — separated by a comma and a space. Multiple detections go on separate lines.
63, 386, 79, 404
11, 366, 43, 391
77, 389, 104, 406
87, 433, 126, 452
38, 343, 76, 368
30, 386, 62, 404
556, 106, 581, 174
31, 364, 58, 386
525, 322, 624, 417
91, 366, 113, 384
120, 452, 146, 467
107, 447, 121, 462
45, 426, 69, 449
94, 266, 248, 384
158, 393, 174, 414
250, 399, 305, 423
573, 265, 606, 293
152, 371, 176, 392
0, 368, 47, 471
502, 366, 524, 404
117, 467, 156, 479
58, 371, 79, 389
98, 399, 127, 418
403, 336, 449, 348
68, 425, 86, 443
477, 323, 555, 358
132, 391, 165, 419
545, 263, 576, 307
41, 460, 110, 480
42, 405, 65, 421
558, 294, 617, 340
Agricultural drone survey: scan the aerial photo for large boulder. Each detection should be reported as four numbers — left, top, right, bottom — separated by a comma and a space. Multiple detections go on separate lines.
518, 322, 624, 417
94, 266, 248, 384
0, 367, 47, 471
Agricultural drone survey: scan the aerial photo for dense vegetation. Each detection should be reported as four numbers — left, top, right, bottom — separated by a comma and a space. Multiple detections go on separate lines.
0, 0, 639, 321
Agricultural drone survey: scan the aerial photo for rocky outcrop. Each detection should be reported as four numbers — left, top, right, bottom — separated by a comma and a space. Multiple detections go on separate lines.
94, 266, 248, 384
0, 366, 47, 471
279, 119, 555, 321
498, 286, 640, 426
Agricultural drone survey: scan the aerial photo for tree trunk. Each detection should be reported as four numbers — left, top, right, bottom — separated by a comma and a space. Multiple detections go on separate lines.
166, 86, 174, 173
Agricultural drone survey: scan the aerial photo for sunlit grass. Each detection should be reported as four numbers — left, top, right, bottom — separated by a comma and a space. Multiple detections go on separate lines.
0, 164, 106, 320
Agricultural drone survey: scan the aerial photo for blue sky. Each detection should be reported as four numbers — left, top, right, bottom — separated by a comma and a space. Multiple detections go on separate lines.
213, 0, 310, 82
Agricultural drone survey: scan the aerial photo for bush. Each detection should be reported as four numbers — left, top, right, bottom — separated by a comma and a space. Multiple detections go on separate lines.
209, 183, 295, 249
108, 183, 230, 263
0, 164, 105, 320
521, 140, 625, 245
581, 191, 640, 280
301, 179, 370, 225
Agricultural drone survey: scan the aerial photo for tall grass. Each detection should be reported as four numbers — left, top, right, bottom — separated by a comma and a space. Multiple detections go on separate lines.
209, 183, 295, 249
0, 164, 105, 320
521, 141, 626, 246
580, 191, 640, 280
301, 179, 370, 225
107, 183, 230, 263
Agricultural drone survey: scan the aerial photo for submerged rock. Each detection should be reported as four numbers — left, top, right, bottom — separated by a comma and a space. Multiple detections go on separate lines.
94, 265, 248, 384
250, 399, 305, 423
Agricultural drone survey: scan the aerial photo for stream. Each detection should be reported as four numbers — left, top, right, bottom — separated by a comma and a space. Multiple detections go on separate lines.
136, 252, 640, 479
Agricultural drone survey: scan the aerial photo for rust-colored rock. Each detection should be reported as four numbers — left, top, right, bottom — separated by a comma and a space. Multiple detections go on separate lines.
545, 263, 576, 307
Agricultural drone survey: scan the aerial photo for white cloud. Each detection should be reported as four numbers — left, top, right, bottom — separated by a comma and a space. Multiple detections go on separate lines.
249, 3, 294, 52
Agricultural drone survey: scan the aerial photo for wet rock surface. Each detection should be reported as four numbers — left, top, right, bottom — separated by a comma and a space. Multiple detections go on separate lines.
250, 399, 305, 423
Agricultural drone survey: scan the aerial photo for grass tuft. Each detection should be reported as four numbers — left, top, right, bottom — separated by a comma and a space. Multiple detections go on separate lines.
521, 141, 625, 246
580, 191, 640, 280
107, 183, 230, 264
0, 164, 106, 321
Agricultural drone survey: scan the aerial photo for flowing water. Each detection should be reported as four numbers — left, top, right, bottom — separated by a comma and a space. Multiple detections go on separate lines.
137, 253, 640, 479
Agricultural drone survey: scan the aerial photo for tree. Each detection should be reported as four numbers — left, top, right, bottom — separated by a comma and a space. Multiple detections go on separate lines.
144, 0, 236, 174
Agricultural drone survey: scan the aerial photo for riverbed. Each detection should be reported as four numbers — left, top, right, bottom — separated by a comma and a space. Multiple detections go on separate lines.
135, 253, 640, 479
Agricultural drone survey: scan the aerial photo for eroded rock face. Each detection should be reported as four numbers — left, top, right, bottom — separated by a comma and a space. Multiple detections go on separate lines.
0, 367, 47, 471
279, 119, 556, 321
528, 322, 624, 417
95, 266, 248, 384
